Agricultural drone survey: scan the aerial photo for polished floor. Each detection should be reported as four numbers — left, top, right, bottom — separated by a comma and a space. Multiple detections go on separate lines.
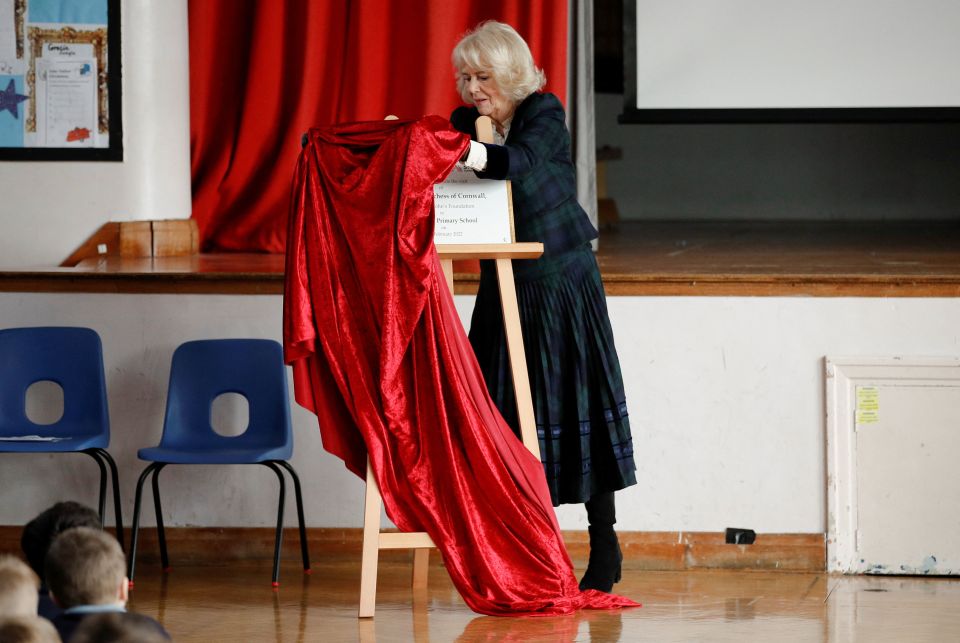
124, 558, 960, 642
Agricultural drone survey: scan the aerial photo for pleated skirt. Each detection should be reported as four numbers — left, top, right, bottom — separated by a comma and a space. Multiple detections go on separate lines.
467, 243, 637, 506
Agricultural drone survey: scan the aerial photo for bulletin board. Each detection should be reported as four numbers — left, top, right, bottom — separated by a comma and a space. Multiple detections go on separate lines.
0, 0, 121, 160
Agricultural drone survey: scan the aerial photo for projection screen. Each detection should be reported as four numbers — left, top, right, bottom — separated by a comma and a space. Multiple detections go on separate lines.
622, 0, 960, 122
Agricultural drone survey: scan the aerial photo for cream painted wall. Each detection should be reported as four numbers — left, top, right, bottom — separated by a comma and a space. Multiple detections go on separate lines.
0, 1, 191, 269
1, 291, 958, 534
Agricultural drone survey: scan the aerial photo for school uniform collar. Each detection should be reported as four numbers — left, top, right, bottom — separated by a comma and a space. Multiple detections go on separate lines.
63, 604, 126, 616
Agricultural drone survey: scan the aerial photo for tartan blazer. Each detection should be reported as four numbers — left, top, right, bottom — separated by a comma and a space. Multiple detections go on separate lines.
450, 92, 597, 257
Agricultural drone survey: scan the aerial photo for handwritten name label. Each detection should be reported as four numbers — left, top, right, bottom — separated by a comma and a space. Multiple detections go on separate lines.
43, 43, 94, 59
434, 168, 513, 244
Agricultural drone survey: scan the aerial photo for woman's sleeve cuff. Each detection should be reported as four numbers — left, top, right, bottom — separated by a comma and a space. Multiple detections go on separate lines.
461, 140, 487, 171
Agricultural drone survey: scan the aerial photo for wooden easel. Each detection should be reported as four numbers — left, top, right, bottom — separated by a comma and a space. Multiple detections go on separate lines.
358, 117, 544, 618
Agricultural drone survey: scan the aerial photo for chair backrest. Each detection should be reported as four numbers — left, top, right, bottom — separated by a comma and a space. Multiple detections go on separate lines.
0, 327, 109, 440
159, 339, 293, 455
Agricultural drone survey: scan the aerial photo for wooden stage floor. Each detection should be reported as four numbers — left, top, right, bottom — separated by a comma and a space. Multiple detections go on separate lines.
3, 221, 959, 297
124, 558, 960, 642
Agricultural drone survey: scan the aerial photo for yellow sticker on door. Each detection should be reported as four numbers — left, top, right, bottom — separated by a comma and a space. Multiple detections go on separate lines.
856, 386, 879, 425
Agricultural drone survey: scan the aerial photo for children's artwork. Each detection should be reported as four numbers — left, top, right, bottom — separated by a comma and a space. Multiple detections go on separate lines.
0, 75, 27, 146
35, 57, 97, 146
0, 0, 23, 61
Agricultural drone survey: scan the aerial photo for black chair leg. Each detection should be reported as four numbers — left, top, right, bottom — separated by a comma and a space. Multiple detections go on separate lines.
129, 462, 164, 585
277, 460, 310, 573
262, 462, 286, 587
84, 449, 108, 526
150, 464, 169, 571
92, 447, 125, 552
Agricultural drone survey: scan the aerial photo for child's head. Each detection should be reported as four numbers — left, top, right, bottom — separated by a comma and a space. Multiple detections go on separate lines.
21, 501, 101, 581
44, 528, 127, 609
71, 612, 169, 643
0, 555, 39, 617
0, 615, 59, 643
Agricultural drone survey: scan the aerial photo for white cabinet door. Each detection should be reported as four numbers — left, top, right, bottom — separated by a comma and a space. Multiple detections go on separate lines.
856, 384, 960, 574
827, 358, 960, 574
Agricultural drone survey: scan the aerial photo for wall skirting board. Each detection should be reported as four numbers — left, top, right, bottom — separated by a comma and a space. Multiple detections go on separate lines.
0, 528, 825, 572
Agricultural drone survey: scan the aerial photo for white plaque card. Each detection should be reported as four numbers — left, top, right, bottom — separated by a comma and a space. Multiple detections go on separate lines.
433, 167, 513, 244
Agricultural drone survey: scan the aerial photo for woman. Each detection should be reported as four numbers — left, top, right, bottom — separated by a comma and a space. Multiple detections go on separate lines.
450, 21, 637, 593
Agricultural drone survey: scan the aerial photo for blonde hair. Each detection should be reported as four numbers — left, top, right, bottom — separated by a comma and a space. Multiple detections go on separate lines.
45, 528, 125, 609
452, 21, 546, 104
0, 556, 39, 618
0, 616, 60, 643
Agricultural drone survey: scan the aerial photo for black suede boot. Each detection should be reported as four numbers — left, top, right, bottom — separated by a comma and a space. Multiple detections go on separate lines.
578, 491, 623, 592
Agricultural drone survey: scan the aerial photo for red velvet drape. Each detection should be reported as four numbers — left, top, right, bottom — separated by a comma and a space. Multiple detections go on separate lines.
284, 117, 638, 615
189, 0, 568, 252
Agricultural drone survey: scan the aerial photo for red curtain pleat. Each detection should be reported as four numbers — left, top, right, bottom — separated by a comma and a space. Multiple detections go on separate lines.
189, 0, 568, 253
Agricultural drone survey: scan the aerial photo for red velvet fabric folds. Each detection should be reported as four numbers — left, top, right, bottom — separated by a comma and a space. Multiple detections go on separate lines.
283, 116, 638, 616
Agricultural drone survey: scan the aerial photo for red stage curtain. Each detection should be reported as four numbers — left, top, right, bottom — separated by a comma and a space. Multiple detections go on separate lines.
189, 0, 568, 253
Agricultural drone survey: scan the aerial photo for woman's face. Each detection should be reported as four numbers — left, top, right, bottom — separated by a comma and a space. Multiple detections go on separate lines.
460, 69, 515, 124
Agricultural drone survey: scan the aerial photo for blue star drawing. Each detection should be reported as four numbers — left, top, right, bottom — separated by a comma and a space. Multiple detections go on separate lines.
80, 63, 91, 76
1, 79, 29, 119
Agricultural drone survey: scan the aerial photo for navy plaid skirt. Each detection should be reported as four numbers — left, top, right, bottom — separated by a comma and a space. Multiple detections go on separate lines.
468, 243, 637, 506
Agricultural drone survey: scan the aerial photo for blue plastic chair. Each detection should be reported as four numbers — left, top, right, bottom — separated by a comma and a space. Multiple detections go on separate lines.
0, 326, 124, 550
127, 339, 310, 587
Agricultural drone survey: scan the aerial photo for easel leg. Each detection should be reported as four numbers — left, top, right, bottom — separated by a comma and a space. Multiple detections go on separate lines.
441, 258, 454, 294
495, 257, 541, 459
412, 548, 429, 588
359, 459, 382, 618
